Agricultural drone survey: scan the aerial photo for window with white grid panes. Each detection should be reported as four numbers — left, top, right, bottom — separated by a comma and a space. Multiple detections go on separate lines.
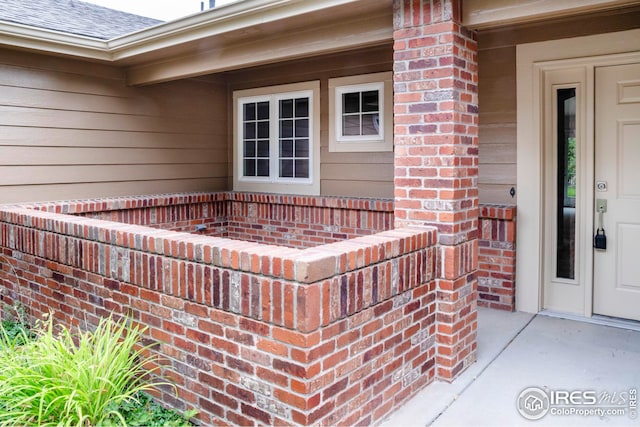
234, 81, 319, 195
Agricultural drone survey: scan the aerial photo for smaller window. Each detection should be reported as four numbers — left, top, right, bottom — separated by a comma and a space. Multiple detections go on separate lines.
339, 85, 382, 139
329, 72, 392, 152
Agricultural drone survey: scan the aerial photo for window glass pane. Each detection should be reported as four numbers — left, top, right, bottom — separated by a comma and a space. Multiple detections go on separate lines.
343, 92, 360, 114
244, 159, 255, 176
295, 98, 309, 117
343, 115, 360, 136
244, 141, 255, 157
295, 159, 309, 178
280, 159, 293, 178
556, 88, 576, 280
362, 113, 379, 136
244, 122, 256, 139
280, 140, 293, 157
362, 91, 379, 113
295, 139, 309, 157
257, 102, 269, 120
295, 119, 309, 137
280, 120, 294, 138
280, 99, 294, 118
244, 103, 256, 121
257, 121, 269, 139
257, 159, 269, 176
257, 140, 270, 157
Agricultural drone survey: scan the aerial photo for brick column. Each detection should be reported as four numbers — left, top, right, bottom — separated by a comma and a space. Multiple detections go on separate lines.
393, 0, 478, 381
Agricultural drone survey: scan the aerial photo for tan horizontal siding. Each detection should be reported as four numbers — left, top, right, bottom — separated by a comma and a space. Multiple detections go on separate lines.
0, 106, 216, 134
0, 127, 221, 148
479, 184, 516, 203
320, 147, 391, 165
0, 49, 228, 204
479, 143, 516, 164
0, 179, 226, 204
0, 146, 225, 166
0, 70, 130, 101
321, 163, 392, 181
226, 45, 394, 200
322, 180, 394, 199
0, 50, 122, 82
1, 164, 225, 186
480, 111, 517, 126
478, 124, 516, 145
477, 45, 517, 204
478, 164, 517, 185
1, 84, 153, 116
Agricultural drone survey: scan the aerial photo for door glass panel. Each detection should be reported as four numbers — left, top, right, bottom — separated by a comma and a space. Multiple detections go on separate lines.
556, 88, 576, 279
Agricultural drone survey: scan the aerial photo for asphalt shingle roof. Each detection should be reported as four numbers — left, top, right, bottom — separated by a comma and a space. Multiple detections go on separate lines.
0, 0, 163, 39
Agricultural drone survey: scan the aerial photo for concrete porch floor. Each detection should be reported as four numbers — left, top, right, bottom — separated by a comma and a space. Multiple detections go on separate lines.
382, 307, 640, 426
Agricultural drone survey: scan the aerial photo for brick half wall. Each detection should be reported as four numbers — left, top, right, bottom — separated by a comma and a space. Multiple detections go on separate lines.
0, 202, 437, 426
225, 193, 393, 248
27, 192, 394, 250
477, 205, 516, 311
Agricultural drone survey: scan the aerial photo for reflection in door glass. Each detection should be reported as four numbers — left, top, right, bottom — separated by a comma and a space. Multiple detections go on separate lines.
557, 88, 576, 280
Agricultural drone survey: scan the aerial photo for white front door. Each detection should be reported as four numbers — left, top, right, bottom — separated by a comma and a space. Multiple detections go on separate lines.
593, 63, 640, 321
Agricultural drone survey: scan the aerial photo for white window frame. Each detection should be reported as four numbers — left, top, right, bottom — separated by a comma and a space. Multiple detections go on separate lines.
329, 72, 393, 152
336, 81, 384, 142
233, 81, 320, 195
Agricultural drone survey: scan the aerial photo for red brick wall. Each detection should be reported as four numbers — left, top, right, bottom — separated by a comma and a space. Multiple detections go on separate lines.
225, 193, 393, 248
31, 192, 394, 250
23, 192, 512, 312
0, 199, 438, 426
30, 193, 229, 236
477, 205, 516, 311
392, 0, 479, 382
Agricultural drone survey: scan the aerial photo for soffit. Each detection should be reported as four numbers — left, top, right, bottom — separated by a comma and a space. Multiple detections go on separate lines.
477, 4, 640, 49
118, 0, 394, 85
463, 0, 640, 29
111, 0, 393, 63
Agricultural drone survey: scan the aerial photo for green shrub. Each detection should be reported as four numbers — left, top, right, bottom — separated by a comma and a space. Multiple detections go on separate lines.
0, 303, 33, 349
0, 314, 170, 426
0, 319, 32, 349
104, 391, 197, 427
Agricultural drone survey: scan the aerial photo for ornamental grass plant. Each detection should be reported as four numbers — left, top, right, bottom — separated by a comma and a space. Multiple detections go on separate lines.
0, 314, 170, 426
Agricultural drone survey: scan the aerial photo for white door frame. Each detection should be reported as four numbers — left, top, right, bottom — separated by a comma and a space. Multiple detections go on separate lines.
516, 28, 640, 315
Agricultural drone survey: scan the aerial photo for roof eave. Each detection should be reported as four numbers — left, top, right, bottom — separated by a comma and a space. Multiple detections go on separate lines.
107, 0, 374, 62
0, 0, 380, 65
0, 21, 110, 61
